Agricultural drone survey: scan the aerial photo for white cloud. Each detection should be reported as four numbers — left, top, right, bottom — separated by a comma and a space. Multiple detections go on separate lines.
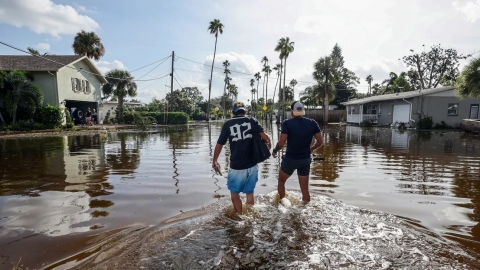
452, 0, 480, 23
34, 42, 51, 52
0, 0, 99, 37
94, 60, 127, 74
75, 4, 97, 14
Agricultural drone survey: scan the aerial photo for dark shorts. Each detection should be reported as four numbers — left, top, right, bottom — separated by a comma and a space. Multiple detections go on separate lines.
280, 157, 311, 176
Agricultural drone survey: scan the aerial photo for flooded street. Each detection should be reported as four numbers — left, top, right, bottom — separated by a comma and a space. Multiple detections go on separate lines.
1, 123, 480, 269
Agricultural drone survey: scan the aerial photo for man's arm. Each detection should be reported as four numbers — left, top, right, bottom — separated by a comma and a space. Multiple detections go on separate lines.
259, 132, 272, 149
310, 132, 323, 153
272, 133, 288, 158
212, 143, 223, 169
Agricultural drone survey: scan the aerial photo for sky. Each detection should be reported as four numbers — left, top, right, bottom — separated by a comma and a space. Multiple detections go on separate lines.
0, 0, 479, 104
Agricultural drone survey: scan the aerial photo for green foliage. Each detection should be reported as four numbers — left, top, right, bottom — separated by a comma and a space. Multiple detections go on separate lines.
8, 119, 46, 131
34, 104, 64, 129
72, 30, 105, 60
132, 111, 155, 131
360, 119, 373, 127
417, 116, 433, 129
455, 57, 480, 98
191, 109, 206, 120
102, 69, 137, 123
103, 110, 111, 124
140, 112, 189, 125
434, 121, 452, 129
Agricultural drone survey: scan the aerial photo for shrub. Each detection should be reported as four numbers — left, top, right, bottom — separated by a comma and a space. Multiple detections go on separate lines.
140, 112, 189, 125
103, 110, 111, 124
132, 112, 155, 131
434, 121, 452, 129
191, 109, 206, 121
9, 119, 46, 131
34, 104, 63, 129
360, 119, 372, 127
418, 116, 433, 129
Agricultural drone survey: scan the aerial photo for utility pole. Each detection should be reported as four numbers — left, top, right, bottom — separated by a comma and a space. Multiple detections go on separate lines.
170, 51, 174, 94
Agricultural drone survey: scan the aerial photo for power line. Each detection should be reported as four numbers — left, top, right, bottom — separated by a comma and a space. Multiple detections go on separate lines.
0, 40, 169, 82
173, 70, 185, 86
130, 55, 170, 73
173, 74, 184, 89
137, 56, 171, 80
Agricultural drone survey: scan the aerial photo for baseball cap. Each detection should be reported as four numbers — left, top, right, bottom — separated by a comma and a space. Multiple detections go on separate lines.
291, 101, 305, 116
233, 101, 246, 113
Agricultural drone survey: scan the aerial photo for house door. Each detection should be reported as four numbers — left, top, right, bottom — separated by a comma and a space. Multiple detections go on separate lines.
469, 104, 479, 119
393, 104, 410, 123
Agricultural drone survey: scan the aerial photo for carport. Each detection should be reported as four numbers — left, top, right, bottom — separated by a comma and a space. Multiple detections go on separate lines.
65, 100, 98, 125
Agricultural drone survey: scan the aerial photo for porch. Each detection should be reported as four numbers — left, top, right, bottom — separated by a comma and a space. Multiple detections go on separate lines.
346, 114, 378, 125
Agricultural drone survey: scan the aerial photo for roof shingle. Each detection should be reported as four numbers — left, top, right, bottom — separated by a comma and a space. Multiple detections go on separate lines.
0, 55, 84, 71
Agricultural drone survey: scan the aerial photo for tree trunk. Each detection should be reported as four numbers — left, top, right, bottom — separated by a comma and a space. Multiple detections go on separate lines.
276, 60, 283, 124
207, 36, 218, 121
265, 73, 269, 121
272, 72, 279, 122
324, 79, 329, 124
256, 81, 260, 117
118, 96, 124, 123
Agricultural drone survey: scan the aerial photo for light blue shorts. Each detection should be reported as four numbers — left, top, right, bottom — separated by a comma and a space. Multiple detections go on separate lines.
227, 165, 259, 194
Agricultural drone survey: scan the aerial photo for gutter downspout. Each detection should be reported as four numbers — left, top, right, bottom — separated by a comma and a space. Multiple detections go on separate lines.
402, 98, 416, 124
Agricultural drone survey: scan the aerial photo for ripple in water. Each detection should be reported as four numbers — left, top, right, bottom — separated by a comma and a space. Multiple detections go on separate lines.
131, 191, 478, 269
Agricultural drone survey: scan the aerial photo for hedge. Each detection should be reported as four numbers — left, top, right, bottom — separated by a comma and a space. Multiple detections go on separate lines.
34, 104, 64, 129
140, 112, 189, 125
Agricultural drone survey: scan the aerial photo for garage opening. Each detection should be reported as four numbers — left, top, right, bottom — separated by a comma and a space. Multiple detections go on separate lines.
65, 100, 98, 125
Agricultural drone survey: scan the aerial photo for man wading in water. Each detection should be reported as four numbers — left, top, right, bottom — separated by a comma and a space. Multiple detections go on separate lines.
272, 101, 323, 204
213, 102, 272, 214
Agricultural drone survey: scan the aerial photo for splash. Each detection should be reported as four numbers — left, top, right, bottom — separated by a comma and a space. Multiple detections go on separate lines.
131, 192, 480, 269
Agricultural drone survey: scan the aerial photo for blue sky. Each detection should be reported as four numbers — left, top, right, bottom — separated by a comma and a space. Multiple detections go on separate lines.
1, 0, 479, 103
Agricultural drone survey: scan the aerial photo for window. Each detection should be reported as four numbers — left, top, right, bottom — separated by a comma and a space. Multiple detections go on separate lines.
85, 81, 91, 94
371, 105, 377, 115
447, 103, 458, 116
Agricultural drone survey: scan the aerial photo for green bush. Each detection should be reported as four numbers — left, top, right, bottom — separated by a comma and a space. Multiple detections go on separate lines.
9, 119, 46, 131
133, 112, 155, 131
34, 104, 64, 129
418, 116, 433, 129
140, 112, 189, 125
360, 119, 372, 127
434, 121, 452, 129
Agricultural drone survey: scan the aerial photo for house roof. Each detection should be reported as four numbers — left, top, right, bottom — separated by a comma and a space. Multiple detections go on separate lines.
342, 86, 456, 105
0, 55, 107, 83
103, 101, 144, 105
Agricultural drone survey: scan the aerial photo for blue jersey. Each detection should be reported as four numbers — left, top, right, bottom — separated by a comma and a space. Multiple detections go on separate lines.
217, 116, 263, 170
281, 117, 321, 160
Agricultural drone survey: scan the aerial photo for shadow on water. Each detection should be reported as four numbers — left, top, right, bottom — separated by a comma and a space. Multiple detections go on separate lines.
2, 124, 480, 269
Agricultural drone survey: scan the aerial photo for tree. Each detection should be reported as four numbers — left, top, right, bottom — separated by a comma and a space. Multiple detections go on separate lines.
254, 72, 261, 115
166, 89, 195, 115
401, 45, 469, 90
181, 87, 204, 104
102, 69, 137, 123
371, 83, 382, 96
275, 37, 294, 120
228, 84, 238, 101
0, 70, 44, 124
250, 79, 256, 112
222, 60, 230, 118
313, 56, 340, 123
455, 57, 480, 98
263, 65, 272, 119
129, 99, 142, 103
329, 44, 359, 108
289, 79, 297, 100
261, 56, 269, 101
366, 75, 373, 96
27, 47, 40, 55
382, 72, 398, 94
72, 30, 105, 60
300, 86, 317, 109
206, 19, 224, 121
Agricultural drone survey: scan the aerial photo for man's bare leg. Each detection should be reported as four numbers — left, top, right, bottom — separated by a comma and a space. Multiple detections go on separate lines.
231, 192, 243, 214
277, 169, 291, 199
298, 174, 310, 204
246, 193, 255, 205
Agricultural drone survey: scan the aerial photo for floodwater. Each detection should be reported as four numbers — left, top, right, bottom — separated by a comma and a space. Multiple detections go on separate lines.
1, 124, 480, 269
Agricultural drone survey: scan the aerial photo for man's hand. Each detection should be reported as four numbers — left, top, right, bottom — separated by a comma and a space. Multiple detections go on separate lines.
272, 151, 278, 158
212, 160, 220, 170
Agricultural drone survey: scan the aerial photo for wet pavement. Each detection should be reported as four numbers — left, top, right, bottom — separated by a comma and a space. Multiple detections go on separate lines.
1, 124, 480, 269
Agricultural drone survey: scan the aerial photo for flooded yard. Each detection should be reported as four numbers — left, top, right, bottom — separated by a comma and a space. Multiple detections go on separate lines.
1, 123, 480, 269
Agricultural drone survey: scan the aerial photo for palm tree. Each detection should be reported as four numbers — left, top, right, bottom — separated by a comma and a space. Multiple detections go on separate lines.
228, 84, 238, 101
272, 63, 282, 121
222, 60, 230, 118
250, 78, 256, 113
263, 65, 272, 120
382, 72, 398, 94
313, 56, 340, 124
456, 57, 480, 98
72, 30, 105, 60
371, 83, 382, 96
27, 47, 40, 55
1, 70, 44, 124
254, 72, 261, 115
366, 75, 373, 96
289, 79, 297, 100
274, 37, 294, 120
102, 69, 137, 123
261, 56, 269, 101
206, 19, 224, 121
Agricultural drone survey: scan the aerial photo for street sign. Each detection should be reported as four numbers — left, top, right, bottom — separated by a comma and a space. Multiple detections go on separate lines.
263, 106, 267, 111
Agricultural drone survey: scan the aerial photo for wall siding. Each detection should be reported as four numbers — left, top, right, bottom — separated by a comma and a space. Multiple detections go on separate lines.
30, 71, 57, 106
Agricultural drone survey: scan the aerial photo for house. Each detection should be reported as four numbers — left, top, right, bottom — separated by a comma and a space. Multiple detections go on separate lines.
342, 86, 480, 128
0, 55, 107, 123
101, 100, 144, 119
